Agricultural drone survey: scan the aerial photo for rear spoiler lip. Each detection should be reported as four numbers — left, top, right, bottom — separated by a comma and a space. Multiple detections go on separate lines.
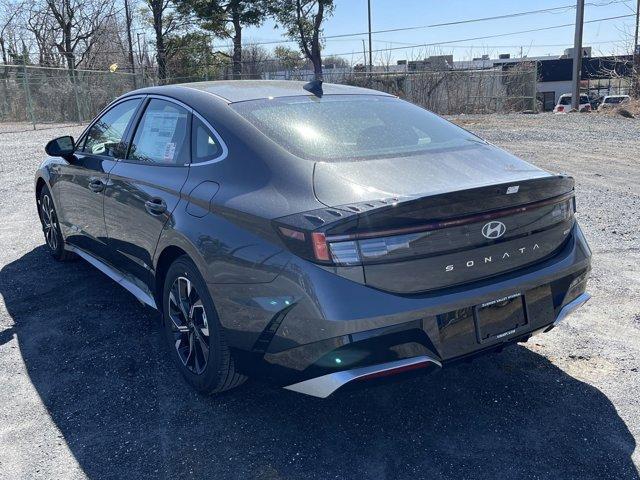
326, 191, 575, 242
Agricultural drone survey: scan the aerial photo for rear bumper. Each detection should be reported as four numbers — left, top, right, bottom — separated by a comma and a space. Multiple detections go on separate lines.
284, 292, 591, 398
211, 224, 592, 393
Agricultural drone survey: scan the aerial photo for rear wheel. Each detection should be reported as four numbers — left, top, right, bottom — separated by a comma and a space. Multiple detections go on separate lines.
38, 186, 72, 261
162, 256, 246, 394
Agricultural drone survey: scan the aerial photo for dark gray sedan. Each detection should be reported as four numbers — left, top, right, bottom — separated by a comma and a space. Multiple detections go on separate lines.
35, 81, 591, 397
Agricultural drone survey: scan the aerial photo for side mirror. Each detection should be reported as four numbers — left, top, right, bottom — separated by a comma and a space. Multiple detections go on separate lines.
45, 136, 75, 158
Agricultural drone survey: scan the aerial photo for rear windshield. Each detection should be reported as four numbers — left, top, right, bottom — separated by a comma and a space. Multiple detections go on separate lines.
559, 95, 589, 105
604, 96, 627, 104
231, 95, 481, 161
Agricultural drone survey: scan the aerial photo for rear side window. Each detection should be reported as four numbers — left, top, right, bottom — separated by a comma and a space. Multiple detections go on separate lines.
191, 116, 223, 163
82, 98, 141, 157
128, 99, 190, 165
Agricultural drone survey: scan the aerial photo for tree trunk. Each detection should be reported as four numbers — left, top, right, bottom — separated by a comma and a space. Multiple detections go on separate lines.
0, 37, 6, 66
231, 6, 242, 80
64, 23, 75, 80
152, 3, 166, 82
310, 40, 322, 80
311, 0, 324, 80
156, 32, 166, 82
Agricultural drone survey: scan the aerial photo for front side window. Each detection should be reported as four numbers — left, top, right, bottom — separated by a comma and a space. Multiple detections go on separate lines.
128, 99, 190, 165
231, 95, 480, 162
191, 116, 223, 163
82, 98, 141, 157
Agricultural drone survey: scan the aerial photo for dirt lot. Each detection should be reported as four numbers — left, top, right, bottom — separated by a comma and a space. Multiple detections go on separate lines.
0, 113, 638, 480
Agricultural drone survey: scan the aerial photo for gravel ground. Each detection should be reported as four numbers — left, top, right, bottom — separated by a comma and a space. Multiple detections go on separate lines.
0, 113, 638, 480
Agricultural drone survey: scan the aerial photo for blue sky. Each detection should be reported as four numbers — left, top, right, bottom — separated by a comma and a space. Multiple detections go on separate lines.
235, 0, 637, 63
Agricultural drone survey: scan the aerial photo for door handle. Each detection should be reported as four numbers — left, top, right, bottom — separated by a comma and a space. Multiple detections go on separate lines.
88, 178, 105, 192
144, 198, 167, 215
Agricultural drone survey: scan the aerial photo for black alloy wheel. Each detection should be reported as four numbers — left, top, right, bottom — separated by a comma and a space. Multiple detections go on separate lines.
162, 256, 246, 394
168, 275, 210, 375
38, 186, 72, 261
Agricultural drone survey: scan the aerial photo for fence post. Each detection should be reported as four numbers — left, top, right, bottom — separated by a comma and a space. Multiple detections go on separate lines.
22, 58, 36, 130
532, 65, 538, 112
71, 67, 83, 124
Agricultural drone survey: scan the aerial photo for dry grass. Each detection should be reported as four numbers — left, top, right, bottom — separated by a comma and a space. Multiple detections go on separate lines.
597, 98, 640, 118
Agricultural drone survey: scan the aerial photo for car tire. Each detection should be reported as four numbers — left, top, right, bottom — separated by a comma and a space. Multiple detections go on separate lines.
38, 186, 73, 261
162, 255, 246, 394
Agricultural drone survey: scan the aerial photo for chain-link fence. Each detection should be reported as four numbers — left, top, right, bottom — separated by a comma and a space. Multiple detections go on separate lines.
1, 63, 537, 132
245, 66, 538, 114
0, 64, 139, 132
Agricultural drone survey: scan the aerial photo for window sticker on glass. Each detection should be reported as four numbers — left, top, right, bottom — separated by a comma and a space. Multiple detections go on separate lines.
129, 99, 188, 164
139, 111, 180, 162
164, 142, 176, 162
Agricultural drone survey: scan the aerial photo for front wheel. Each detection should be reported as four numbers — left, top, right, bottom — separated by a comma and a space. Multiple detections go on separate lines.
38, 186, 72, 261
162, 256, 246, 394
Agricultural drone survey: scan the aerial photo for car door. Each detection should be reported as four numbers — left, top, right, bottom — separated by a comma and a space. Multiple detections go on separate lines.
55, 97, 143, 258
103, 97, 191, 287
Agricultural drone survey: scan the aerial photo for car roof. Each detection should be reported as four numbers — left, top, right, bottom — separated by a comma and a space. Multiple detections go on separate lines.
175, 80, 393, 103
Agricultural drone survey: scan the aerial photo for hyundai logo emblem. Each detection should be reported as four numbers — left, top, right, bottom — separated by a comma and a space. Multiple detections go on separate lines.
482, 221, 506, 239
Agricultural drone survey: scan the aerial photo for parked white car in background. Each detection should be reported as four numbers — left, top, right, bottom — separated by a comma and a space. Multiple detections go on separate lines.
553, 93, 591, 113
598, 95, 630, 110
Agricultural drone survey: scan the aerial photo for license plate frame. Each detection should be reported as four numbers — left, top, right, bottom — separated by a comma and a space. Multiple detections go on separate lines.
474, 293, 528, 344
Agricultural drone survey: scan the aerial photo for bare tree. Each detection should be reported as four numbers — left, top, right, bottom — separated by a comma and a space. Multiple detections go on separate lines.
41, 0, 117, 72
82, 14, 130, 70
241, 43, 270, 78
270, 0, 335, 80
145, 0, 180, 81
273, 45, 305, 71
23, 1, 61, 66
0, 0, 23, 65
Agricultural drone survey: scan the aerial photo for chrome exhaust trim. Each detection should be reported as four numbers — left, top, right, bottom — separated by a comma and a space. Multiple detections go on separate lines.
283, 355, 442, 398
553, 292, 591, 327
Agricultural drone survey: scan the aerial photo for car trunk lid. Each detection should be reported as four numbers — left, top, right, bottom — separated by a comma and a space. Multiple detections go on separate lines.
310, 147, 575, 293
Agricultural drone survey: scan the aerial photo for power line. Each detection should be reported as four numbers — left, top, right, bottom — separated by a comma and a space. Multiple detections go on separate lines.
323, 14, 635, 58
204, 0, 632, 49
9, 9, 634, 61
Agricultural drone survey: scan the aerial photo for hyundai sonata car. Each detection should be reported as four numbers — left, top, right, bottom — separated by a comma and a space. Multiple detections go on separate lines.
35, 80, 591, 397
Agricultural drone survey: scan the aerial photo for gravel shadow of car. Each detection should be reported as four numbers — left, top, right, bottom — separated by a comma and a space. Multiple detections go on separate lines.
1, 246, 638, 480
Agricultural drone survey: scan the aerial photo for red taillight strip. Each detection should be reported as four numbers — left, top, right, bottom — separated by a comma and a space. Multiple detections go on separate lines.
326, 191, 574, 242
355, 361, 432, 382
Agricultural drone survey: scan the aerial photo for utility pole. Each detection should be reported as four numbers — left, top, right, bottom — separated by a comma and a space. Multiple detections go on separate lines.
634, 0, 639, 96
571, 0, 585, 111
137, 32, 146, 86
124, 0, 136, 86
367, 0, 373, 73
362, 39, 367, 71
635, 0, 639, 50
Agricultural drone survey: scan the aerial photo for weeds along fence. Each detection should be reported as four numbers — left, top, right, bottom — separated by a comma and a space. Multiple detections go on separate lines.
0, 64, 138, 131
1, 63, 537, 132
266, 66, 538, 114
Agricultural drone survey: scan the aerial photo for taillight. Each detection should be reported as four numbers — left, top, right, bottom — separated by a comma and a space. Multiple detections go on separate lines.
277, 226, 343, 264
311, 232, 330, 261
557, 105, 565, 112
276, 195, 574, 266
279, 227, 305, 241
327, 240, 360, 265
